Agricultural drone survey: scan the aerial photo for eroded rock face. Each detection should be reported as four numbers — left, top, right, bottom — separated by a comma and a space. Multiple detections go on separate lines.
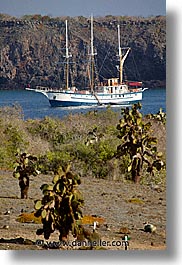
0, 15, 166, 89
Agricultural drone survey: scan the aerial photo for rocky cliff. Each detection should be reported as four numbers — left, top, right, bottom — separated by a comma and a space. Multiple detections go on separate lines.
0, 14, 166, 89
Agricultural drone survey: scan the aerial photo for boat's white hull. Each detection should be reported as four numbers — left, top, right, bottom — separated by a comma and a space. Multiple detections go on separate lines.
26, 88, 146, 107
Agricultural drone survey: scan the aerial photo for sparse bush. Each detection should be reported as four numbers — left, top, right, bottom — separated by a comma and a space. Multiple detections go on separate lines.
0, 107, 28, 168
4, 125, 28, 156
26, 117, 64, 149
73, 136, 117, 178
38, 151, 72, 173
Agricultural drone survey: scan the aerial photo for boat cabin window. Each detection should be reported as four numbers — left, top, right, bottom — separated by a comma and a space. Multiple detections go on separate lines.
108, 78, 119, 86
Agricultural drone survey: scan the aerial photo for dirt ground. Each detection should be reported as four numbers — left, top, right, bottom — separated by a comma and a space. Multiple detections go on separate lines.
0, 169, 166, 251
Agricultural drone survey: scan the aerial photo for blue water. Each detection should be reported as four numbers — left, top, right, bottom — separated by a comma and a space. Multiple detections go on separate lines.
0, 88, 166, 120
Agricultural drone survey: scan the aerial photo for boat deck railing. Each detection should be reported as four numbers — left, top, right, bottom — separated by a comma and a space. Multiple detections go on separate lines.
35, 86, 62, 92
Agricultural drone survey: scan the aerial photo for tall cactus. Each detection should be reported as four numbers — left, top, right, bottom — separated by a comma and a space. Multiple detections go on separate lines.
13, 151, 39, 198
116, 103, 164, 183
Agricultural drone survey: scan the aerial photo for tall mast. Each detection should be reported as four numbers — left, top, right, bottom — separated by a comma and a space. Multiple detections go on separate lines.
117, 24, 130, 84
117, 24, 122, 84
65, 20, 72, 90
90, 14, 97, 92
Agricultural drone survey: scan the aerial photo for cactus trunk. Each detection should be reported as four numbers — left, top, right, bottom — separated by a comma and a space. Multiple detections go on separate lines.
19, 176, 29, 199
133, 173, 140, 184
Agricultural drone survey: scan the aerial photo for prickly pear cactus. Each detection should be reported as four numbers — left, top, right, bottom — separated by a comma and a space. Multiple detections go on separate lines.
146, 108, 166, 125
34, 164, 84, 241
13, 150, 39, 198
85, 127, 104, 146
116, 103, 165, 183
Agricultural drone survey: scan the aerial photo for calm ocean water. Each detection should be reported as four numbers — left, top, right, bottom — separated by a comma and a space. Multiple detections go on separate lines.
0, 88, 166, 120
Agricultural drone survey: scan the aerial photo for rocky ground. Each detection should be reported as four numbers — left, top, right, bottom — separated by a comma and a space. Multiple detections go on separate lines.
0, 169, 166, 251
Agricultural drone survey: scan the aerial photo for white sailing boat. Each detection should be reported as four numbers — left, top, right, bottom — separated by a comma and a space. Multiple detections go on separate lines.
26, 16, 148, 107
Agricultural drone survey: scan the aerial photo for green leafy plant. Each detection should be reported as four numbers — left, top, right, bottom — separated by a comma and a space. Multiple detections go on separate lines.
34, 164, 84, 241
0, 124, 28, 168
13, 150, 40, 198
116, 103, 165, 183
38, 151, 72, 174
